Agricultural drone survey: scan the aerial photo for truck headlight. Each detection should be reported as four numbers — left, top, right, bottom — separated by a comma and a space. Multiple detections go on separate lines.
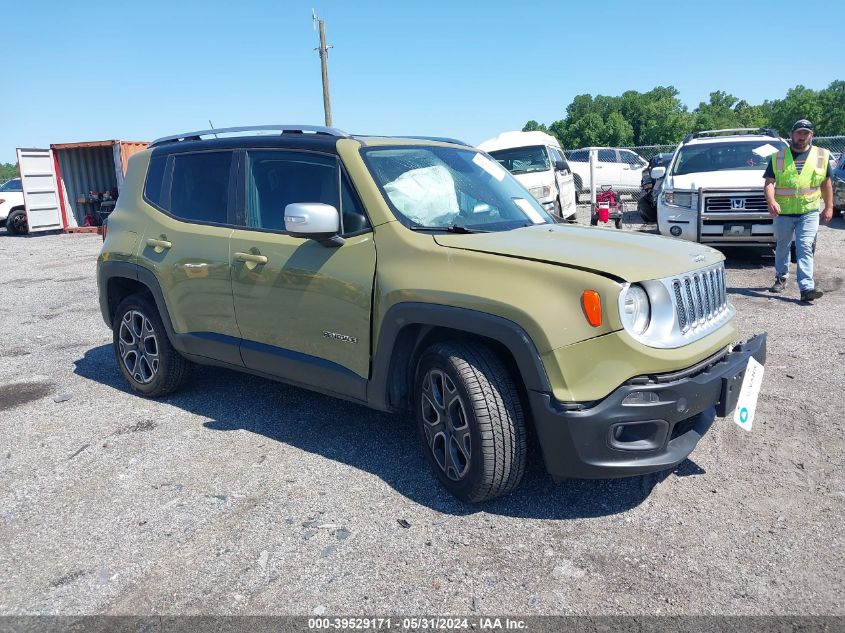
620, 284, 650, 335
528, 186, 551, 199
663, 190, 694, 208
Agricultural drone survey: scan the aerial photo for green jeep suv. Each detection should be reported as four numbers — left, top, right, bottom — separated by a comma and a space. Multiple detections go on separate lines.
97, 125, 766, 502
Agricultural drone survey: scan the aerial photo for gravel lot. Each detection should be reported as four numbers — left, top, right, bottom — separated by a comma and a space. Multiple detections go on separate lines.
0, 210, 843, 618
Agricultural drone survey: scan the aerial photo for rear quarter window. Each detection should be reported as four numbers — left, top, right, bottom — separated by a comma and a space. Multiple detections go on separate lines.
144, 155, 168, 208
144, 151, 232, 224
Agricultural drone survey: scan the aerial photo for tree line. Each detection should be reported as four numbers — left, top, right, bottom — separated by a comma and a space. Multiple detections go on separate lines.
0, 163, 18, 182
523, 81, 844, 149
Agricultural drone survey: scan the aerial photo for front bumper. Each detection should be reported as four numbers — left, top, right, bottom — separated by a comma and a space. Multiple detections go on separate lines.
531, 333, 767, 480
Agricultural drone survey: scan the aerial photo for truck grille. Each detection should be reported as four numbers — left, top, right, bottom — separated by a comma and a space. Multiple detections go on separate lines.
671, 264, 728, 333
704, 195, 768, 213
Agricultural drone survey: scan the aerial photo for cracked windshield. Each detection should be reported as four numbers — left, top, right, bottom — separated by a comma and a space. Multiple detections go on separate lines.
362, 146, 554, 230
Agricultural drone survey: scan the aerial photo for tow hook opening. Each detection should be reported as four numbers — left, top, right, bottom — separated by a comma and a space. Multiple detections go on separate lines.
609, 420, 668, 451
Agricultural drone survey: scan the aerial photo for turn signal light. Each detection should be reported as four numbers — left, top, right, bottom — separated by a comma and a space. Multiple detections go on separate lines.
581, 290, 602, 327
102, 220, 108, 242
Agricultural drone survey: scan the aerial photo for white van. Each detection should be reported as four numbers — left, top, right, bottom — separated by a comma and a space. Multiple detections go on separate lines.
478, 131, 577, 221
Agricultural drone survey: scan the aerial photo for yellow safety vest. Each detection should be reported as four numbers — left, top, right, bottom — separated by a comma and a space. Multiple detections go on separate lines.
771, 145, 829, 215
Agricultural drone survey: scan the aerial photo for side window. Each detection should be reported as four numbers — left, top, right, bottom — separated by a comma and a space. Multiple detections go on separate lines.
598, 149, 616, 163
549, 147, 569, 172
169, 152, 232, 224
144, 155, 168, 209
246, 151, 339, 231
2, 179, 23, 192
569, 150, 588, 162
620, 151, 641, 166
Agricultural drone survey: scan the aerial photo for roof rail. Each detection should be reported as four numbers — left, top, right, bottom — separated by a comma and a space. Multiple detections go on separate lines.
682, 127, 779, 143
402, 135, 473, 146
150, 125, 350, 147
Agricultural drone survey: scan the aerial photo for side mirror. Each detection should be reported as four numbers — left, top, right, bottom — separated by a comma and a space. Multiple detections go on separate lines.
284, 202, 342, 245
650, 166, 666, 179
554, 160, 569, 173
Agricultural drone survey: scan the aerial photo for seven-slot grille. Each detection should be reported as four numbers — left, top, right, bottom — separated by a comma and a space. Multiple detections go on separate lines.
671, 265, 727, 333
704, 194, 768, 213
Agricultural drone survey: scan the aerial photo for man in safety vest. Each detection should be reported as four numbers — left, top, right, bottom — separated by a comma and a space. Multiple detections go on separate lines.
764, 119, 834, 302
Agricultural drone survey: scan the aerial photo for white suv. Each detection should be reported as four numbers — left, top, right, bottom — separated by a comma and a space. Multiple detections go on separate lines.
567, 147, 647, 199
655, 129, 787, 246
0, 178, 26, 234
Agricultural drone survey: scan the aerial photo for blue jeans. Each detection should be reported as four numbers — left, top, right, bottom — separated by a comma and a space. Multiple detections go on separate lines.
773, 211, 819, 292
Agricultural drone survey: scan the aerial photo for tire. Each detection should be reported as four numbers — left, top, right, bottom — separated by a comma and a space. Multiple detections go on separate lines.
554, 197, 562, 217
637, 196, 656, 223
573, 175, 583, 203
414, 341, 527, 503
5, 209, 27, 235
113, 294, 191, 397
590, 213, 598, 226
614, 215, 623, 229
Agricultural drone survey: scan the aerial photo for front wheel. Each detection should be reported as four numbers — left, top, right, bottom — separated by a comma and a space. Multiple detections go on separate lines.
113, 294, 191, 397
414, 341, 527, 503
5, 209, 28, 235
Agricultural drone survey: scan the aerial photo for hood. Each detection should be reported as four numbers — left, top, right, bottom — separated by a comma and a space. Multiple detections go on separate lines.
667, 169, 766, 191
433, 224, 723, 282
511, 170, 553, 190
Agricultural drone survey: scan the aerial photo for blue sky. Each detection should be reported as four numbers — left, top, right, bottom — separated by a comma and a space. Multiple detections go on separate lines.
1, 0, 842, 163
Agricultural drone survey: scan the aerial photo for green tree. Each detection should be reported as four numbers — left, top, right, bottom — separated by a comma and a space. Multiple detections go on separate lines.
0, 163, 18, 181
817, 80, 845, 136
768, 85, 823, 137
521, 120, 548, 133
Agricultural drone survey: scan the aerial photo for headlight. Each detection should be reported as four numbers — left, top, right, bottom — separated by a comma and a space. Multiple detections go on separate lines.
528, 186, 551, 199
620, 284, 651, 335
663, 190, 694, 208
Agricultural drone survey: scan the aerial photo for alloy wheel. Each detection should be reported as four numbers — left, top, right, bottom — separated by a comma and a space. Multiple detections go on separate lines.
420, 368, 471, 481
118, 310, 160, 384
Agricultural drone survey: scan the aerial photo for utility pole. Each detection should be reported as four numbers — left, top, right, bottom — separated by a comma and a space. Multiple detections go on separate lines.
313, 10, 333, 127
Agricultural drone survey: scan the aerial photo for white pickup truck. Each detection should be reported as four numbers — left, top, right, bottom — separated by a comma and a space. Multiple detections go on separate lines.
566, 147, 647, 200
656, 129, 787, 246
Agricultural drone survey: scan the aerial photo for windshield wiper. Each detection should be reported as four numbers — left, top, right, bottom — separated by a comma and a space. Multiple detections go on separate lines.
409, 223, 488, 234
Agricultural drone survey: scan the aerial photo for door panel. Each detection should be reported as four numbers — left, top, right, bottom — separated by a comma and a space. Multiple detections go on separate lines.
231, 231, 376, 379
16, 148, 64, 232
597, 149, 618, 187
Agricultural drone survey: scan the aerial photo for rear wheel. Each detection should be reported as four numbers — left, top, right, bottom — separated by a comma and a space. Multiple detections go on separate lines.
414, 341, 527, 503
6, 209, 27, 235
113, 294, 191, 397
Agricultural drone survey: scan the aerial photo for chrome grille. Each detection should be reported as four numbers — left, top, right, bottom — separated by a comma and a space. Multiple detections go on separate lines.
673, 263, 729, 333
704, 195, 768, 213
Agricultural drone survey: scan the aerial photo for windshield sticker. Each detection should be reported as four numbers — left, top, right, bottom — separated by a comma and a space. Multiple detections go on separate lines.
512, 198, 546, 224
473, 153, 506, 181
752, 143, 780, 157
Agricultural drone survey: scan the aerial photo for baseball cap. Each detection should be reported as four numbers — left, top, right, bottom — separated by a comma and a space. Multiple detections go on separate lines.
791, 119, 814, 132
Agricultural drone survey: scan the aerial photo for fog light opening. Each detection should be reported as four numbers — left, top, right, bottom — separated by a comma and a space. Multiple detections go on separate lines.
670, 226, 682, 237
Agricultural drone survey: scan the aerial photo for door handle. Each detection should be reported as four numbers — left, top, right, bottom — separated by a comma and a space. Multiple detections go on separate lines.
145, 238, 172, 251
234, 252, 268, 265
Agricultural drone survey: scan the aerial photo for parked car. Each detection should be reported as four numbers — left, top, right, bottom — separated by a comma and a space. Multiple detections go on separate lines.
638, 152, 674, 222
833, 152, 845, 217
98, 124, 766, 503
656, 128, 789, 247
0, 178, 27, 234
478, 131, 576, 221
567, 147, 647, 200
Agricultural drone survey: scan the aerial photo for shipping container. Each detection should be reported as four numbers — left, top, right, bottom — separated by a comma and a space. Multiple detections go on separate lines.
15, 140, 148, 234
